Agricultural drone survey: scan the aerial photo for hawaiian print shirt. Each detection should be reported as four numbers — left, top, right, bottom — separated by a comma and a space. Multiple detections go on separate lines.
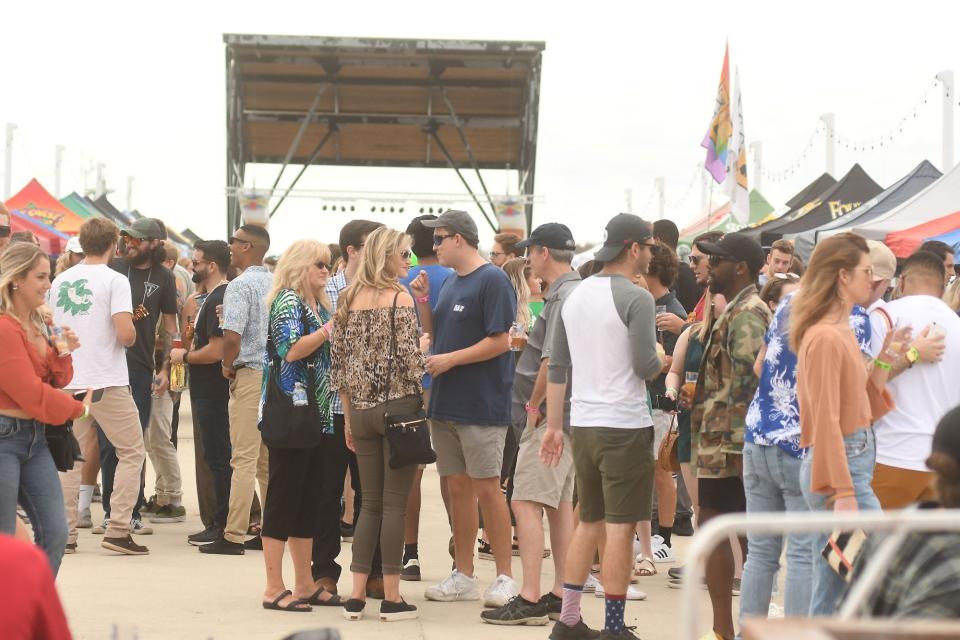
745, 292, 871, 459
691, 284, 771, 479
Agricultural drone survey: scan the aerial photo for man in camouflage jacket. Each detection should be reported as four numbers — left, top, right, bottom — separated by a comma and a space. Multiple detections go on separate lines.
689, 232, 771, 640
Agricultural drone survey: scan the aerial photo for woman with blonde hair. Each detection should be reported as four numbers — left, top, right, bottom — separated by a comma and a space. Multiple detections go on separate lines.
331, 226, 425, 622
502, 257, 532, 330
0, 242, 90, 576
792, 232, 908, 615
258, 239, 341, 612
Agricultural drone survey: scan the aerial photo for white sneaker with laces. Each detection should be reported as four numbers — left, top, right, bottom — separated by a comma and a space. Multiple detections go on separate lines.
583, 574, 600, 593
594, 583, 648, 600
131, 518, 154, 535
424, 570, 480, 602
483, 574, 519, 608
652, 543, 674, 564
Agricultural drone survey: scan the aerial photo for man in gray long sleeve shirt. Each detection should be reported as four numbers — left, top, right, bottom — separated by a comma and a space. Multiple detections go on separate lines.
541, 214, 663, 640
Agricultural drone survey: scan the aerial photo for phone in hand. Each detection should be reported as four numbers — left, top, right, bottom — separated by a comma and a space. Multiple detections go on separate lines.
655, 394, 678, 412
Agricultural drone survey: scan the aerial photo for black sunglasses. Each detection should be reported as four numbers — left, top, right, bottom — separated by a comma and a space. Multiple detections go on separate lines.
314, 261, 332, 271
708, 254, 738, 267
228, 236, 252, 246
433, 234, 455, 246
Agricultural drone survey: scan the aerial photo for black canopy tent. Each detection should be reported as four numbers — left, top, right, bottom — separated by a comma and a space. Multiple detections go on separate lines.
758, 164, 883, 247
224, 34, 545, 236
742, 172, 837, 243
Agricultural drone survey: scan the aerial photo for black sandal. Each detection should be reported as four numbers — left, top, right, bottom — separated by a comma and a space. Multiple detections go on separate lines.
262, 589, 312, 612
302, 587, 344, 607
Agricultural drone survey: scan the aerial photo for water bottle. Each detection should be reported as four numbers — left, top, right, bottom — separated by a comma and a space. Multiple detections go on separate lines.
293, 381, 308, 407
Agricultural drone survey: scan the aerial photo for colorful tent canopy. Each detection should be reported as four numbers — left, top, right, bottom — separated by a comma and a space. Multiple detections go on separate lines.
9, 209, 69, 255
91, 195, 133, 226
847, 160, 960, 241
4, 179, 85, 234
750, 190, 774, 223
741, 172, 836, 237
925, 227, 960, 260
790, 160, 941, 261
884, 210, 960, 258
60, 192, 105, 220
755, 165, 882, 247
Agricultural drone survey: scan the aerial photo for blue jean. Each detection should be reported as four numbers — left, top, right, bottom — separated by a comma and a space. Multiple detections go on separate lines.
739, 443, 813, 621
800, 427, 880, 616
191, 394, 232, 529
98, 366, 152, 520
0, 417, 68, 576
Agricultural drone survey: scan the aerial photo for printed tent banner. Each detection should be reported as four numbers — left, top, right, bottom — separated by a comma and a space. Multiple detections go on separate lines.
4, 178, 85, 234
791, 160, 941, 261
756, 164, 883, 247
848, 160, 960, 241
9, 209, 69, 255
741, 173, 836, 240
883, 210, 960, 258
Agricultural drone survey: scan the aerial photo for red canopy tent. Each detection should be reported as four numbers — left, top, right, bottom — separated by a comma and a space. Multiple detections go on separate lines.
883, 210, 960, 258
8, 210, 69, 254
4, 179, 85, 234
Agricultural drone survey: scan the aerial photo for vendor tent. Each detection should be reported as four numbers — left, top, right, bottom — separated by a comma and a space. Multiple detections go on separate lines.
8, 209, 69, 254
791, 160, 941, 261
883, 210, 960, 258
60, 192, 105, 220
91, 195, 133, 226
679, 189, 776, 244
4, 179, 85, 234
742, 172, 836, 239
755, 165, 882, 247
847, 161, 960, 241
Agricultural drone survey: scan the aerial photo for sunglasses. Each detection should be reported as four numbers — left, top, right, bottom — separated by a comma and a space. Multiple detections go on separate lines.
688, 255, 701, 266
399, 250, 412, 260
192, 259, 211, 269
708, 254, 738, 267
433, 234, 455, 246
314, 261, 332, 271
228, 236, 252, 246
122, 235, 145, 246
772, 272, 800, 281
0, 226, 10, 238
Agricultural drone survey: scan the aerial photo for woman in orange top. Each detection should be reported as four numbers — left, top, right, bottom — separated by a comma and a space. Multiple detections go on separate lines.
791, 232, 907, 615
0, 243, 91, 577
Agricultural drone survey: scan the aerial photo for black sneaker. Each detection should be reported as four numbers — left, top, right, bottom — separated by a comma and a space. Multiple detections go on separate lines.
340, 520, 355, 542
598, 627, 641, 640
380, 599, 418, 621
141, 495, 160, 515
343, 598, 365, 621
188, 526, 222, 546
550, 619, 602, 640
64, 542, 78, 555
478, 539, 494, 560
539, 592, 562, 621
198, 536, 245, 555
102, 535, 149, 555
244, 535, 263, 551
481, 595, 549, 626
400, 557, 421, 581
674, 514, 695, 537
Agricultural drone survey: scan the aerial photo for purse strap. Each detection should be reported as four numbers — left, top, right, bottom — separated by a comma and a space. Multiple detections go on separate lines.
383, 291, 401, 418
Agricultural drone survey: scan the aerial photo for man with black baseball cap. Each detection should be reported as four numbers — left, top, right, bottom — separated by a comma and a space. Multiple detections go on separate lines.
482, 223, 581, 626
412, 210, 520, 608
689, 231, 770, 640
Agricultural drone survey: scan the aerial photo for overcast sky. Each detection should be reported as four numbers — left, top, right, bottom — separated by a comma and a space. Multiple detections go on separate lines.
3, 0, 958, 252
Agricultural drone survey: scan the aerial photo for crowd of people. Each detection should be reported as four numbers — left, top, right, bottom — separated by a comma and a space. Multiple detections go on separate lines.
2, 201, 960, 639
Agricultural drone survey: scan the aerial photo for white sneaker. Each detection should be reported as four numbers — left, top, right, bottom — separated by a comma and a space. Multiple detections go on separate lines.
768, 603, 784, 619
583, 574, 600, 593
651, 534, 665, 549
652, 543, 674, 564
424, 570, 480, 602
131, 518, 153, 535
77, 508, 93, 529
594, 583, 647, 601
483, 574, 519, 608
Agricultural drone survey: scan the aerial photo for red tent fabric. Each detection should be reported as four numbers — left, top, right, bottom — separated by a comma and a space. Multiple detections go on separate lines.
9, 210, 68, 254
680, 202, 731, 239
4, 179, 85, 234
883, 210, 960, 258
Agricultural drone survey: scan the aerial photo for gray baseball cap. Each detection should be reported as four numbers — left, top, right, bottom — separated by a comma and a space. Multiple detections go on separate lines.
421, 209, 479, 242
122, 218, 164, 240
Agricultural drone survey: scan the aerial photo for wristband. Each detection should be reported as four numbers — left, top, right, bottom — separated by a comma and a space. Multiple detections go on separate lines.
524, 402, 541, 415
666, 387, 679, 399
321, 320, 334, 338
873, 358, 893, 372
78, 405, 91, 421
415, 295, 429, 304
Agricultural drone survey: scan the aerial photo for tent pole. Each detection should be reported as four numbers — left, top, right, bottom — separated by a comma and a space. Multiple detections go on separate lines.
4, 123, 16, 200
821, 113, 836, 177
937, 70, 955, 172
656, 177, 665, 220
750, 141, 763, 193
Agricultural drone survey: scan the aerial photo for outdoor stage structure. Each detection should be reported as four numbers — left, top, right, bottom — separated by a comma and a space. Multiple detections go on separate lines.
224, 34, 545, 237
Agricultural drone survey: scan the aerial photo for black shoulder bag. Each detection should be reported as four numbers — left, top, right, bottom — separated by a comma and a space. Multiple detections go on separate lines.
46, 419, 84, 473
383, 291, 436, 469
260, 302, 325, 449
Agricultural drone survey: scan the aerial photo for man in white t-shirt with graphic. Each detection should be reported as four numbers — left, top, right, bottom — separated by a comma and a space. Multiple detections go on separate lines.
55, 218, 148, 555
868, 249, 957, 509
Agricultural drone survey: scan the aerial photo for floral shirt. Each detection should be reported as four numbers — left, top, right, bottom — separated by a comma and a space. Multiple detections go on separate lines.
745, 291, 871, 458
260, 289, 333, 435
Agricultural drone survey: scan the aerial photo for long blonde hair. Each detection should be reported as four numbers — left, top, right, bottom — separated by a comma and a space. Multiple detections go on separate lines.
503, 257, 531, 328
0, 242, 49, 332
267, 240, 331, 312
789, 232, 868, 353
334, 226, 409, 328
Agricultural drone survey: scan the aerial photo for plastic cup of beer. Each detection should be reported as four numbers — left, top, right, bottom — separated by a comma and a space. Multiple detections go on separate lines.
509, 321, 527, 352
51, 325, 71, 357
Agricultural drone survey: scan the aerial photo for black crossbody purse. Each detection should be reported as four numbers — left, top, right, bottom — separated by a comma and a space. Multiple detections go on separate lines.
383, 291, 436, 469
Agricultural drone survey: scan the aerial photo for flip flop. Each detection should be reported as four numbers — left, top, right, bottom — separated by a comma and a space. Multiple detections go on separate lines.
262, 589, 312, 612
302, 587, 344, 607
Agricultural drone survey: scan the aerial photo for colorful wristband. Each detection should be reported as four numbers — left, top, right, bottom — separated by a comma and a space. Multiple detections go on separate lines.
415, 295, 429, 304
524, 402, 540, 415
873, 358, 893, 372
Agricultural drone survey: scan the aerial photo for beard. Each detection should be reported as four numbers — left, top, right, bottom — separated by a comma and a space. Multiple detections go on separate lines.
191, 270, 204, 284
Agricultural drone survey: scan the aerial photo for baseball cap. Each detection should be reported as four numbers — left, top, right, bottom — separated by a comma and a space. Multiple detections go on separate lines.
420, 209, 479, 243
866, 239, 897, 282
65, 236, 83, 254
695, 232, 766, 273
121, 218, 164, 240
593, 214, 653, 263
515, 223, 576, 251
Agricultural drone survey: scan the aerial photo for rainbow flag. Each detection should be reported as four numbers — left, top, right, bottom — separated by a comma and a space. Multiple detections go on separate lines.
701, 44, 731, 184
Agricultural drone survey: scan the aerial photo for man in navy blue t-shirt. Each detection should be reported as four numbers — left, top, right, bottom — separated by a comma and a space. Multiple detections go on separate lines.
412, 210, 519, 608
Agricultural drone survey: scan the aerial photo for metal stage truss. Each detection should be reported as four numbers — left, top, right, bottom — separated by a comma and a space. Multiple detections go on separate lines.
224, 34, 545, 236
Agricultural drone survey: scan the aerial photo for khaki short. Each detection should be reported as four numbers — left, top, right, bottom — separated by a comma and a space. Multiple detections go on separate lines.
512, 424, 575, 509
431, 420, 506, 479
572, 426, 654, 524
872, 463, 938, 510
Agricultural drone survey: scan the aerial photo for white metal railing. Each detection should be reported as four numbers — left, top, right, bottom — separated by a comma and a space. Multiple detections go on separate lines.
679, 509, 960, 640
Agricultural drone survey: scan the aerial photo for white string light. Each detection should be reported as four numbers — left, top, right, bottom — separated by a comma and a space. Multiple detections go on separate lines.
666, 163, 702, 211
836, 77, 940, 153
760, 122, 824, 184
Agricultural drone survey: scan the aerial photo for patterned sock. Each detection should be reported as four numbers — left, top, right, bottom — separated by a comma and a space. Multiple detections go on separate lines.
559, 583, 584, 627
659, 526, 673, 548
604, 593, 627, 633
403, 543, 418, 562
